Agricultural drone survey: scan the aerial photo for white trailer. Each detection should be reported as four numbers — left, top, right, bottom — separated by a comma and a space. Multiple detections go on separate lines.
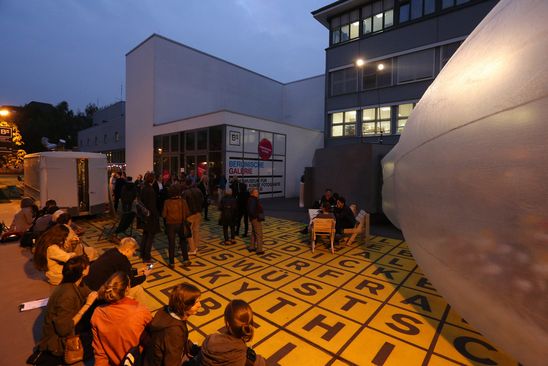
24, 151, 108, 216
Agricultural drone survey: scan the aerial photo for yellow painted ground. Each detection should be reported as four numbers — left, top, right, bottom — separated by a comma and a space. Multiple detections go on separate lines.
78, 212, 518, 366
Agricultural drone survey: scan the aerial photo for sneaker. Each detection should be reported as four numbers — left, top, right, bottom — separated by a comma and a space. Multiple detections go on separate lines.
168, 262, 175, 269
188, 250, 198, 256
182, 260, 191, 267
247, 247, 256, 252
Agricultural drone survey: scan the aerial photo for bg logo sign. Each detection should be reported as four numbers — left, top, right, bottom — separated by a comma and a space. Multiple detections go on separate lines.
0, 128, 12, 141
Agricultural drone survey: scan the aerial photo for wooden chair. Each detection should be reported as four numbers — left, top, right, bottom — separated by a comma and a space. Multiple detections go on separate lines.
343, 210, 370, 246
311, 217, 336, 254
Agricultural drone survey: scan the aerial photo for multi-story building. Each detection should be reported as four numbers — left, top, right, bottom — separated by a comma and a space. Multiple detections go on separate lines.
77, 101, 126, 167
308, 0, 498, 212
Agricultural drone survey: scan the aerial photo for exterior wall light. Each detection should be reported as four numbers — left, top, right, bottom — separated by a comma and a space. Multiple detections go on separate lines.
377, 63, 385, 70
356, 59, 365, 67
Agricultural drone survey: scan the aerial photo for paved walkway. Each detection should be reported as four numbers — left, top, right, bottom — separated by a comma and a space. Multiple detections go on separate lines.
0, 195, 517, 365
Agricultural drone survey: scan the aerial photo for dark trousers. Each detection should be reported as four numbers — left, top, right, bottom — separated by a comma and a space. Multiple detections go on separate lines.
140, 229, 155, 261
222, 223, 235, 242
166, 223, 189, 263
236, 211, 248, 235
203, 201, 209, 220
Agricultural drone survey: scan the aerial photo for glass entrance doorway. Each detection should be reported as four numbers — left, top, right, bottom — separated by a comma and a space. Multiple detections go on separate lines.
185, 154, 208, 180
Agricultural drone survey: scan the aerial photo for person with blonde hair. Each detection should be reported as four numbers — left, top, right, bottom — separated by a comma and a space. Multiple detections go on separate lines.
199, 299, 266, 365
143, 283, 201, 366
91, 271, 152, 366
84, 237, 151, 305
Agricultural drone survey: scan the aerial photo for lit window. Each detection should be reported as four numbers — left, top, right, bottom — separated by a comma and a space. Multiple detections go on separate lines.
397, 103, 415, 134
330, 67, 358, 96
331, 10, 360, 45
330, 110, 357, 137
362, 107, 391, 135
363, 0, 395, 35
363, 59, 392, 90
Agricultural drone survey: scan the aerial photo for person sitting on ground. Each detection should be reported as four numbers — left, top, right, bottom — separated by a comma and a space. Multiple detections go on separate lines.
334, 196, 357, 239
33, 205, 59, 235
9, 197, 35, 234
161, 185, 191, 268
142, 283, 201, 366
56, 212, 97, 261
84, 237, 151, 305
219, 187, 238, 245
34, 224, 79, 285
198, 299, 266, 366
36, 256, 98, 363
91, 271, 152, 366
37, 199, 57, 218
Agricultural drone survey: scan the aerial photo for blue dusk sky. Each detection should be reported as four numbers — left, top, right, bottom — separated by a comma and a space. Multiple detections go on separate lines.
0, 0, 329, 112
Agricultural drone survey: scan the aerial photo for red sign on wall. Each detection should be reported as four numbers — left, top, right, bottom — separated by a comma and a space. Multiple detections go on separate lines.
258, 138, 272, 160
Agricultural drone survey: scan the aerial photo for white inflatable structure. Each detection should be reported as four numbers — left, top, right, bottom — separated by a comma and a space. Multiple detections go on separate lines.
382, 1, 548, 365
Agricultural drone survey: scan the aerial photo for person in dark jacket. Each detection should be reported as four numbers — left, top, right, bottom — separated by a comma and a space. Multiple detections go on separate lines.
142, 283, 201, 366
219, 188, 238, 245
334, 196, 357, 236
247, 189, 264, 254
120, 176, 138, 213
38, 256, 98, 362
197, 175, 210, 221
199, 299, 266, 366
113, 173, 127, 213
140, 172, 160, 263
230, 177, 249, 237
84, 237, 150, 292
182, 180, 204, 255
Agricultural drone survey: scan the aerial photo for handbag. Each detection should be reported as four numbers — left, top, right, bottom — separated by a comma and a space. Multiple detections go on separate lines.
64, 335, 83, 364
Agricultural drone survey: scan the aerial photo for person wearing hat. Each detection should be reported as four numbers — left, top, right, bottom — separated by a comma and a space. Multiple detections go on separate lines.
162, 184, 191, 268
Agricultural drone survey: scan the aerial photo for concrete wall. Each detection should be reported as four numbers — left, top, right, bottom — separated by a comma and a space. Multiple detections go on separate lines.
282, 75, 325, 131
125, 37, 156, 178
152, 35, 284, 125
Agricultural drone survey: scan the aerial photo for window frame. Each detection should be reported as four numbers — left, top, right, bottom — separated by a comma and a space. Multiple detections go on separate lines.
396, 102, 416, 134
362, 106, 392, 136
330, 110, 357, 138
396, 48, 436, 84
362, 59, 393, 90
330, 67, 358, 96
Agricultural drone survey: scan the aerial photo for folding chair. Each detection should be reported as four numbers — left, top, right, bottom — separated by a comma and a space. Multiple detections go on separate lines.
311, 217, 336, 254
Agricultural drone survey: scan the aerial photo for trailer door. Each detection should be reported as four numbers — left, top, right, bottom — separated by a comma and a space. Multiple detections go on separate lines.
87, 156, 108, 214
